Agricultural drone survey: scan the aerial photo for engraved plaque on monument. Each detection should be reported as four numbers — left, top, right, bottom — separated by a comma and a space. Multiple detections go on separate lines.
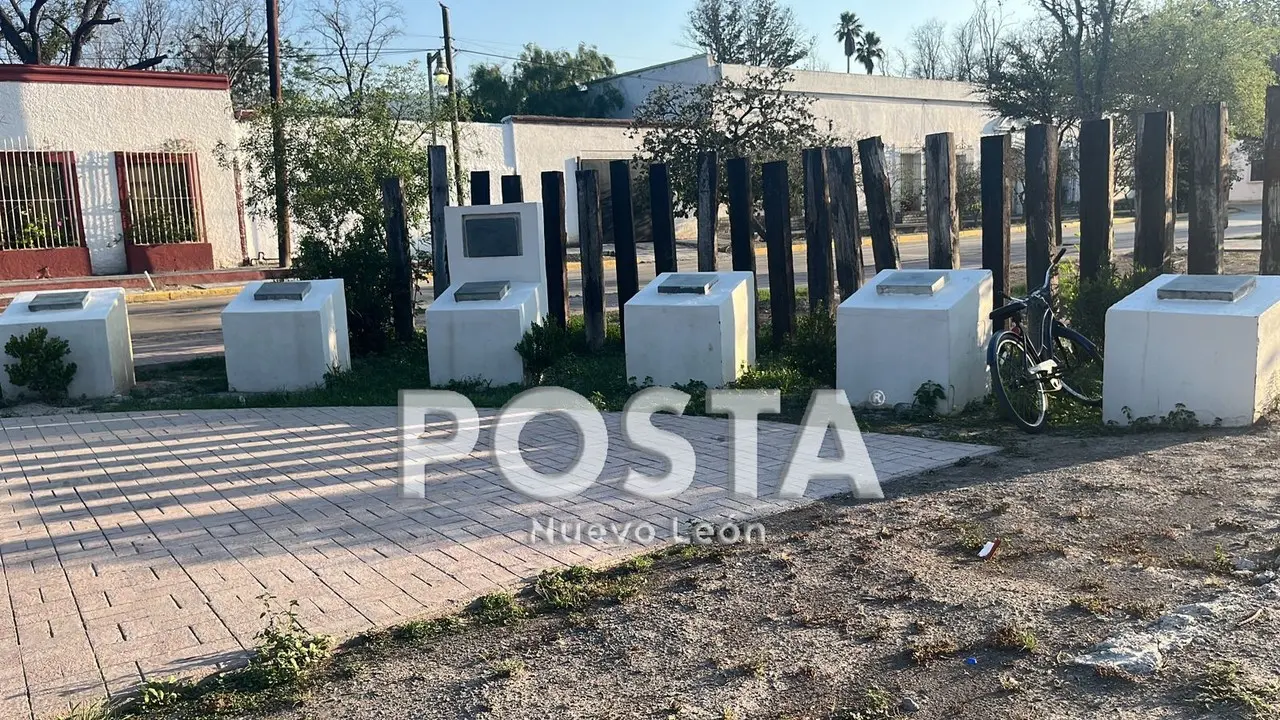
1156, 275, 1256, 302
463, 214, 523, 258
876, 270, 948, 296
27, 291, 90, 312
454, 280, 511, 302
253, 281, 313, 302
657, 273, 719, 295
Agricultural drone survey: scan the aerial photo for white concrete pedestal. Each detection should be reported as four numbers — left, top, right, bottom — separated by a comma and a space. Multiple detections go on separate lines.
221, 279, 351, 392
0, 288, 134, 400
837, 269, 992, 413
427, 283, 542, 387
1103, 274, 1280, 427
624, 271, 755, 388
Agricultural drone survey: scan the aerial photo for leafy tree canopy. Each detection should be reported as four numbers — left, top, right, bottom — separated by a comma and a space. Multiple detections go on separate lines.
629, 67, 832, 214
685, 0, 812, 68
464, 43, 624, 122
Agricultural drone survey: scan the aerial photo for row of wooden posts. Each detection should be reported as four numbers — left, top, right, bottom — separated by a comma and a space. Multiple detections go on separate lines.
380, 97, 1275, 351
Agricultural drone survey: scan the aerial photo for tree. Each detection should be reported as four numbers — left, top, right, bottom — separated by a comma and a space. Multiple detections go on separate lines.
685, 0, 812, 68
1035, 0, 1134, 120
906, 19, 948, 79
979, 25, 1074, 128
0, 0, 164, 67
628, 67, 833, 215
834, 11, 862, 74
464, 43, 623, 122
302, 0, 403, 107
236, 62, 444, 353
172, 0, 268, 108
855, 31, 884, 75
948, 18, 980, 81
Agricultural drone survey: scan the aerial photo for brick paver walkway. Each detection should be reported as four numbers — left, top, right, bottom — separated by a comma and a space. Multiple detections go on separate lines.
0, 408, 996, 719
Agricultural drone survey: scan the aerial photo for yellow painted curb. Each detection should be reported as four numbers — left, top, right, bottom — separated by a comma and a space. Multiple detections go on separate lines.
126, 286, 245, 304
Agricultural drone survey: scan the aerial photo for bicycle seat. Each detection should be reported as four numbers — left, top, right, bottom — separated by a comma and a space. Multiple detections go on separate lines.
990, 299, 1026, 321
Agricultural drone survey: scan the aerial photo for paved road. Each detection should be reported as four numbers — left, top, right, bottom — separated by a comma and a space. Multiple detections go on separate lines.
0, 408, 992, 717
129, 211, 1264, 365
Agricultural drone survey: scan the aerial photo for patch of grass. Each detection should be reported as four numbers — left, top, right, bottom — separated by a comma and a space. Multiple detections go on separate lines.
390, 616, 466, 642
532, 564, 647, 611
1123, 600, 1166, 621
1196, 661, 1278, 718
490, 657, 527, 679
1069, 595, 1112, 616
909, 635, 961, 665
989, 623, 1039, 652
54, 701, 113, 720
953, 521, 988, 553
467, 592, 528, 626
138, 676, 193, 710
1176, 544, 1235, 575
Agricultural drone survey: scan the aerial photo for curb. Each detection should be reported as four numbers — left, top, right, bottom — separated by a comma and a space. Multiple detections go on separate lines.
126, 286, 245, 304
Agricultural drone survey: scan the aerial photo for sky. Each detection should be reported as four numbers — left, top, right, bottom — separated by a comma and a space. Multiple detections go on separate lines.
392, 0, 991, 78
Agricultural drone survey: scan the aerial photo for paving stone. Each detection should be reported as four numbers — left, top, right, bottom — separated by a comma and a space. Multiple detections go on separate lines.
0, 406, 995, 710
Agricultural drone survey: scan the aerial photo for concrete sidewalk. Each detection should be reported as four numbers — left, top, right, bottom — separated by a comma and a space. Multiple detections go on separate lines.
0, 407, 996, 719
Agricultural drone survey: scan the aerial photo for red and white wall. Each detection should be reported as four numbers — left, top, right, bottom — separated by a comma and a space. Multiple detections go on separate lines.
0, 65, 244, 281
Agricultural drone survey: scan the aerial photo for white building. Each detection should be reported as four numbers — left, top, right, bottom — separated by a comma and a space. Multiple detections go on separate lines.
0, 65, 244, 281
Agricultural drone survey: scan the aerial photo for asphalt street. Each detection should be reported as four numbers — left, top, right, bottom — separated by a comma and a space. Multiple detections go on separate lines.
129, 210, 1264, 365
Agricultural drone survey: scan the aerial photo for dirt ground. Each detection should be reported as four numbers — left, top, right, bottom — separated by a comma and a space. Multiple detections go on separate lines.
230, 422, 1280, 720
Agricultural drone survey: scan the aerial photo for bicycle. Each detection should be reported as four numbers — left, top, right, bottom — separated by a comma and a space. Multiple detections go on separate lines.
987, 247, 1104, 432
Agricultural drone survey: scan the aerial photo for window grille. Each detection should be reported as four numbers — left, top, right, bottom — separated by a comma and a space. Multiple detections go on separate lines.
116, 151, 205, 245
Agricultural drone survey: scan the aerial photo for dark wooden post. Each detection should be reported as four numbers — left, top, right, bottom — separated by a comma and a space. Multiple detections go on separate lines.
762, 160, 796, 345
696, 150, 719, 271
1264, 87, 1280, 275
1025, 123, 1058, 332
1078, 118, 1114, 281
610, 160, 640, 327
825, 146, 863, 299
980, 134, 1011, 326
857, 136, 900, 272
803, 147, 835, 313
541, 171, 569, 328
726, 157, 756, 274
380, 176, 414, 343
500, 174, 523, 203
1134, 111, 1175, 273
428, 145, 449, 297
925, 131, 959, 269
649, 163, 678, 274
577, 169, 606, 350
1188, 102, 1228, 275
470, 170, 490, 205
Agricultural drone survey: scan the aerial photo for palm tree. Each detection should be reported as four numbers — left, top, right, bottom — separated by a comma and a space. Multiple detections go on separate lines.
834, 11, 863, 74
855, 31, 884, 75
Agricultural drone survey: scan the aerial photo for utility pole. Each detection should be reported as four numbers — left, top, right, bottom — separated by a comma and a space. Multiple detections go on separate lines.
266, 0, 291, 267
440, 3, 464, 202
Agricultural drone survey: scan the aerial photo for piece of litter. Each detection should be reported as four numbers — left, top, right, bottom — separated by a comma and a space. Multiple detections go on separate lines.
1236, 608, 1265, 628
963, 657, 978, 665
978, 538, 1002, 560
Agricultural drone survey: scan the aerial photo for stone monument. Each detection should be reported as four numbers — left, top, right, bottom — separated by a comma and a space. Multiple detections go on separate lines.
624, 271, 755, 388
837, 269, 993, 413
0, 288, 134, 399
221, 279, 351, 392
427, 202, 547, 386
1104, 274, 1280, 426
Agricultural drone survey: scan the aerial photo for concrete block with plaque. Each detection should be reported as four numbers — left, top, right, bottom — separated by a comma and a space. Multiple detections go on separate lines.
836, 269, 992, 413
0, 288, 134, 399
427, 202, 547, 386
221, 279, 351, 392
623, 271, 755, 388
1103, 274, 1280, 426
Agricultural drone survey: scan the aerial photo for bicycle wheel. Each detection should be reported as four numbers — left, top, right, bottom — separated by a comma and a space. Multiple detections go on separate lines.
989, 331, 1048, 432
1052, 325, 1103, 406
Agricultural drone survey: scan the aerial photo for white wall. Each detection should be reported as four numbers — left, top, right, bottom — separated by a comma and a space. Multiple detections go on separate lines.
1230, 141, 1263, 204
0, 78, 242, 273
597, 55, 719, 119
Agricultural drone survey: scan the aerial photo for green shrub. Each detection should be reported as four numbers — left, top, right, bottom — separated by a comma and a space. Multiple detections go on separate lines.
515, 321, 574, 383
1062, 263, 1158, 351
292, 222, 393, 356
467, 592, 527, 626
4, 327, 77, 402
781, 311, 837, 387
242, 595, 332, 688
